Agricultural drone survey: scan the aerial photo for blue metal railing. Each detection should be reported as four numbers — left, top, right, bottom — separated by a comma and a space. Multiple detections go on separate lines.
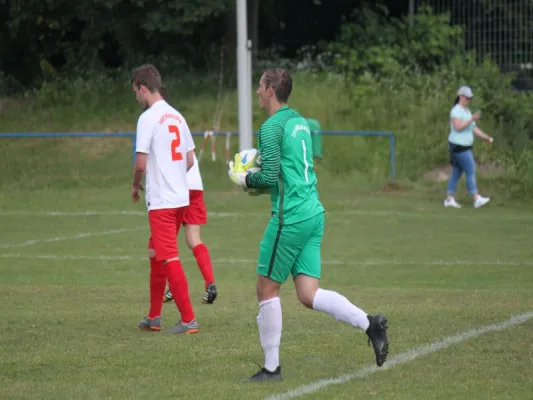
0, 130, 396, 180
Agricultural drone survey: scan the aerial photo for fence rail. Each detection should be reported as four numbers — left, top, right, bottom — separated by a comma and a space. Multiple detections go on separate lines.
0, 130, 396, 181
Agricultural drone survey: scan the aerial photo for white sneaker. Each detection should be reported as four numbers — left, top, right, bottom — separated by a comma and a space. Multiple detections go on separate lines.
474, 196, 490, 208
444, 198, 462, 208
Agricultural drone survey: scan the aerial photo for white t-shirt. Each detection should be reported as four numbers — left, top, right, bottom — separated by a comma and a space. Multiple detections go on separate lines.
135, 100, 195, 211
187, 153, 204, 191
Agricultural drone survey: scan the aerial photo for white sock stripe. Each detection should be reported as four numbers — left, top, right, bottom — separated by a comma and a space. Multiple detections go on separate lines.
258, 295, 283, 372
259, 297, 281, 307
0, 210, 239, 217
312, 288, 369, 331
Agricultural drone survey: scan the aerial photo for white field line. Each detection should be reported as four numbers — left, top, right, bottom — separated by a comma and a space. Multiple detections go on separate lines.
0, 226, 146, 249
0, 209, 532, 221
0, 253, 532, 266
0, 210, 240, 217
265, 311, 533, 400
0, 253, 146, 261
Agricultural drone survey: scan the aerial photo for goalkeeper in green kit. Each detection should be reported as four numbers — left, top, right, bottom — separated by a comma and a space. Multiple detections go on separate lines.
228, 68, 389, 381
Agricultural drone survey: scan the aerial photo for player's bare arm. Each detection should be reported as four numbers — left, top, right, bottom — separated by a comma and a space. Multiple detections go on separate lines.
132, 152, 148, 202
186, 150, 195, 171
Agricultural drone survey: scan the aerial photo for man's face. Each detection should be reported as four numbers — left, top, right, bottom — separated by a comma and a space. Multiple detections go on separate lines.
132, 83, 148, 110
256, 74, 272, 111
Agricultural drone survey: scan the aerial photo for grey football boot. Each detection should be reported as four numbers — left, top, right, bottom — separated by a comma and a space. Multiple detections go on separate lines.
163, 319, 199, 335
138, 316, 161, 331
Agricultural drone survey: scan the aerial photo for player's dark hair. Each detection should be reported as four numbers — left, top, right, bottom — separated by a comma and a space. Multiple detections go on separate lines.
453, 95, 460, 106
160, 85, 168, 100
131, 64, 163, 93
263, 68, 292, 103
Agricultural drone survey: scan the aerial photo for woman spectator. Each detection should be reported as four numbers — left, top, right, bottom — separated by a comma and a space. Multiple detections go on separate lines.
444, 85, 494, 209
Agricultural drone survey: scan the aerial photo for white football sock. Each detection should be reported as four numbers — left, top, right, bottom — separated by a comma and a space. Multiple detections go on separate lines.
312, 288, 370, 331
257, 297, 282, 372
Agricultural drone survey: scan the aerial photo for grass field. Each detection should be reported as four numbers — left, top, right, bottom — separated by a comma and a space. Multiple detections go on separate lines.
1, 147, 533, 400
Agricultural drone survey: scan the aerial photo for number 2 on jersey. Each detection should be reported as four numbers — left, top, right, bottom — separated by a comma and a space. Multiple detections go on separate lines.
168, 125, 183, 161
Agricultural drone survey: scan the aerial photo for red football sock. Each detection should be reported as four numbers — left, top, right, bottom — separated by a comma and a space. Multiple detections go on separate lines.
193, 243, 215, 289
148, 257, 166, 319
166, 259, 195, 323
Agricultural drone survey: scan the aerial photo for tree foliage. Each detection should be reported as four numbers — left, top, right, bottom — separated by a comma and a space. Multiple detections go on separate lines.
0, 0, 531, 95
327, 4, 464, 79
0, 0, 234, 87
0, 0, 381, 90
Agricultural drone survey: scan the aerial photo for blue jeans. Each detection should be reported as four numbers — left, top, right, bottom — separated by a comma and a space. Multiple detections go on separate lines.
447, 144, 478, 196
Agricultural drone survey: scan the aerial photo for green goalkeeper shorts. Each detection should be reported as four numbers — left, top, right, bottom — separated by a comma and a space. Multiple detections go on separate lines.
256, 212, 324, 283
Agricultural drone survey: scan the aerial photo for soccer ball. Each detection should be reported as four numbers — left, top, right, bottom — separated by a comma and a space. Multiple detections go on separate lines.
237, 148, 261, 172
235, 148, 265, 196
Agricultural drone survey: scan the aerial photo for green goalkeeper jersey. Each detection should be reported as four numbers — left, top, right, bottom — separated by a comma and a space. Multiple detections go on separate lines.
246, 105, 324, 225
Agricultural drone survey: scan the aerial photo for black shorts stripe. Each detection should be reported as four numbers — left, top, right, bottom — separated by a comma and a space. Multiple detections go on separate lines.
267, 225, 283, 277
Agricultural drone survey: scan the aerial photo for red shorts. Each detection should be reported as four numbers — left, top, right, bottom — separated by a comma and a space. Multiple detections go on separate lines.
147, 207, 185, 262
183, 190, 207, 225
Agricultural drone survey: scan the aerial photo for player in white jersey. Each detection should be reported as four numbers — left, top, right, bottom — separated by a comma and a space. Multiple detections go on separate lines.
130, 63, 199, 335
163, 152, 218, 305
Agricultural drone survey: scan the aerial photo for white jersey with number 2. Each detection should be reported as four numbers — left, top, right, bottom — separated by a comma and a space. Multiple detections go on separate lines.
135, 100, 195, 211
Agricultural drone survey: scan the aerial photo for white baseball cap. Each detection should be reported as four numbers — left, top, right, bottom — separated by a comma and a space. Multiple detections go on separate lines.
457, 85, 474, 98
